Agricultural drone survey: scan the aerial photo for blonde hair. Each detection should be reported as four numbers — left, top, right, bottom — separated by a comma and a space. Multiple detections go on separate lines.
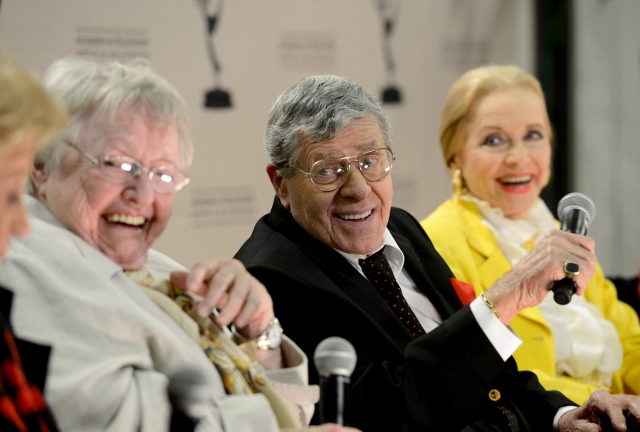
0, 52, 67, 151
439, 64, 550, 167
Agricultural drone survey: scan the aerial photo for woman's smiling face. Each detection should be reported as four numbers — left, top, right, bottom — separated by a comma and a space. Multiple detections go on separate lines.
452, 87, 552, 220
34, 108, 182, 270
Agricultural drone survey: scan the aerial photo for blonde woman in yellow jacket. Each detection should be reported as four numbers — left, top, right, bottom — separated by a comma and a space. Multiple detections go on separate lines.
421, 65, 640, 405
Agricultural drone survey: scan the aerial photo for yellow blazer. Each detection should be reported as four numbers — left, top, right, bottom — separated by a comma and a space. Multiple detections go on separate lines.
421, 197, 640, 404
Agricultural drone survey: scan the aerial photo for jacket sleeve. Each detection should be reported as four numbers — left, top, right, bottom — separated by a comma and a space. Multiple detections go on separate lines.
264, 336, 319, 427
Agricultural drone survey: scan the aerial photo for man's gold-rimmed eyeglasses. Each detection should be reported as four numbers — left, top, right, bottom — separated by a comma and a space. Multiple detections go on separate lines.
293, 147, 395, 192
65, 140, 190, 194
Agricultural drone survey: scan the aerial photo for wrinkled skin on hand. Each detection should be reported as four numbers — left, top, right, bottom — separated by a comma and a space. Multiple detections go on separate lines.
170, 257, 273, 339
484, 229, 597, 324
558, 390, 640, 432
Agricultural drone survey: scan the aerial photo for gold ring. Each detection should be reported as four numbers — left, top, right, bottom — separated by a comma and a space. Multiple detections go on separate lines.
564, 262, 580, 279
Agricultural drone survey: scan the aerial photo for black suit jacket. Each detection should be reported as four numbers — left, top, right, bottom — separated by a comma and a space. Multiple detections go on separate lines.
235, 197, 575, 431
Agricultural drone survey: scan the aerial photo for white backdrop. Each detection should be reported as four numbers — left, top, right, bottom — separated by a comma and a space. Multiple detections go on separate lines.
573, 0, 640, 276
0, 0, 533, 268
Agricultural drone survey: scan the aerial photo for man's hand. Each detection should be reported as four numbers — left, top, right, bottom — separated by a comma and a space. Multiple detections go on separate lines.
485, 229, 597, 324
558, 390, 640, 431
170, 257, 273, 339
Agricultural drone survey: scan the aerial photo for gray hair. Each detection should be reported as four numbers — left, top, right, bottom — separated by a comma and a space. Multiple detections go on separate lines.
30, 56, 193, 191
265, 75, 392, 177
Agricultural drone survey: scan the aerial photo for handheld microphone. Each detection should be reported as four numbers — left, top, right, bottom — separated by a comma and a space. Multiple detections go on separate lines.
551, 192, 596, 305
313, 337, 357, 426
168, 366, 215, 432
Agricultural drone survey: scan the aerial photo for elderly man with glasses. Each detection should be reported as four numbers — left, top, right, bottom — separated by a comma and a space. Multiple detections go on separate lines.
235, 75, 640, 431
0, 58, 369, 432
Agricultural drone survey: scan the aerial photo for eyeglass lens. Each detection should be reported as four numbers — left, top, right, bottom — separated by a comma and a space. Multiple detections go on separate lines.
101, 156, 186, 194
310, 148, 393, 191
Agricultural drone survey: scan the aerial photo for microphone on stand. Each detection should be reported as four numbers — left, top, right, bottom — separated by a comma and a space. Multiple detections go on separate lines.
313, 337, 357, 426
168, 366, 215, 432
551, 192, 597, 305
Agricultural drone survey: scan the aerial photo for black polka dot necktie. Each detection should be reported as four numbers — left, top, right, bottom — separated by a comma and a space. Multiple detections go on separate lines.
496, 404, 520, 432
358, 248, 425, 338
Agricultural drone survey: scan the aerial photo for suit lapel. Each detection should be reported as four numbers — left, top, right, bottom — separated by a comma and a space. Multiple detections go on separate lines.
333, 266, 416, 348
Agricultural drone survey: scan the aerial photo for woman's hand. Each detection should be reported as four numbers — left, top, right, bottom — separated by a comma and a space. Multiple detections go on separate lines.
485, 229, 597, 324
170, 257, 273, 339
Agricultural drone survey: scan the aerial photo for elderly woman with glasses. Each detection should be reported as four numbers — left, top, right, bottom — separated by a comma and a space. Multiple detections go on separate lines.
0, 57, 362, 432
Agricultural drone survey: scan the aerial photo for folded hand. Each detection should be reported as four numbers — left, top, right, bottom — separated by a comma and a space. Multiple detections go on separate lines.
558, 390, 640, 431
170, 258, 273, 339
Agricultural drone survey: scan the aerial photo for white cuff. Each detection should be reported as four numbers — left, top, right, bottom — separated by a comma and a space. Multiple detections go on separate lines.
553, 406, 577, 430
470, 297, 521, 361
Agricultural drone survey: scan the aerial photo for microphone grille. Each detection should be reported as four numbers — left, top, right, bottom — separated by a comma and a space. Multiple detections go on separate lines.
313, 336, 357, 377
557, 192, 596, 225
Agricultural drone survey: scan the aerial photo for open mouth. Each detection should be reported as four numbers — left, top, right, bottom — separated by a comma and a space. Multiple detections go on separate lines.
104, 214, 147, 227
498, 175, 532, 188
336, 209, 373, 221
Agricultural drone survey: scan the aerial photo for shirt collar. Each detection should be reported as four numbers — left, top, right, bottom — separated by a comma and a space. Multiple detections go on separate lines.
335, 229, 405, 277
